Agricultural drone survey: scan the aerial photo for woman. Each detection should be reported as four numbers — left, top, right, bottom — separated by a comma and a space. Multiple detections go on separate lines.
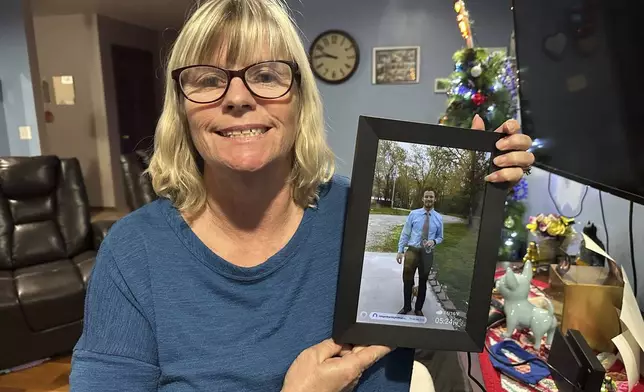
70, 0, 534, 391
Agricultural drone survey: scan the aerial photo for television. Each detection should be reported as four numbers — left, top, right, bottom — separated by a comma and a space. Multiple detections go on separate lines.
512, 0, 643, 204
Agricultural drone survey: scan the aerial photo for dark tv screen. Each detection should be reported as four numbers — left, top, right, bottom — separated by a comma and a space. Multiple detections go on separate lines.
512, 0, 643, 204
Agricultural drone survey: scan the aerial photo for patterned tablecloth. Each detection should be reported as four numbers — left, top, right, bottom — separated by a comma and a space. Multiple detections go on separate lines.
479, 267, 634, 392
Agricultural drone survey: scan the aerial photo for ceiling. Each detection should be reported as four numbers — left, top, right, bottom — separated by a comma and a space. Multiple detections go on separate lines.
30, 0, 197, 30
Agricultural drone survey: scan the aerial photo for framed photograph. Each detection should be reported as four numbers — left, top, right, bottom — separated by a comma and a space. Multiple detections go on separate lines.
372, 46, 420, 85
434, 78, 451, 93
484, 47, 508, 56
333, 116, 510, 351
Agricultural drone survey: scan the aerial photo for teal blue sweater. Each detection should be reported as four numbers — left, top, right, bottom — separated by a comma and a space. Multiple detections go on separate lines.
70, 175, 413, 391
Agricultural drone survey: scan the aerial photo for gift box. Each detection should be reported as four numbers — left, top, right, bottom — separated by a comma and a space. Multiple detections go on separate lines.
546, 264, 623, 352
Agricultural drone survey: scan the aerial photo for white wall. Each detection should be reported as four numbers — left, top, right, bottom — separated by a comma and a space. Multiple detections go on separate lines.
33, 14, 110, 207
525, 167, 644, 306
32, 13, 163, 210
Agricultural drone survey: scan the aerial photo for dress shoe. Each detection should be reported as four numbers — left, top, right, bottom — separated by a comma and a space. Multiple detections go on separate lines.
414, 310, 424, 317
398, 307, 411, 315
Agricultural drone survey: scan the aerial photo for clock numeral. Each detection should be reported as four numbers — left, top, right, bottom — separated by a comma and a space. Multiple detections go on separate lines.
332, 70, 337, 79
331, 35, 338, 44
347, 55, 356, 59
316, 62, 324, 69
340, 37, 346, 46
322, 37, 330, 46
345, 47, 353, 52
317, 44, 326, 53
323, 68, 329, 75
345, 63, 352, 69
340, 69, 346, 76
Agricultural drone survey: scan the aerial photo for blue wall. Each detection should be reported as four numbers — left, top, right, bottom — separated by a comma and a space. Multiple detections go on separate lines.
0, 0, 42, 156
289, 0, 644, 305
288, 0, 514, 176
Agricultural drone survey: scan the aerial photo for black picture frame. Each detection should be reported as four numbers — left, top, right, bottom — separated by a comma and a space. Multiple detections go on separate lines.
332, 116, 510, 352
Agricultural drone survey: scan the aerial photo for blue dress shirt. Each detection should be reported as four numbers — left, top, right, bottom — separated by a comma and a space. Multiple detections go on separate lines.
397, 208, 444, 253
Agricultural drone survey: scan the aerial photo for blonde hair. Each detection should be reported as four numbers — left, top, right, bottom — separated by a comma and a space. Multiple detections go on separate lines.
147, 0, 335, 214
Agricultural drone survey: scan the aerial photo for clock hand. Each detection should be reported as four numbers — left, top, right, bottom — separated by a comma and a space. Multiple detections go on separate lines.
313, 52, 338, 60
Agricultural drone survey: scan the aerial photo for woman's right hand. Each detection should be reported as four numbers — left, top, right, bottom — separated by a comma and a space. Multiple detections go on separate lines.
281, 339, 392, 392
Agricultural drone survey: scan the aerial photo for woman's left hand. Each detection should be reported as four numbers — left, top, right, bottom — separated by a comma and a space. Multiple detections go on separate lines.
470, 114, 535, 184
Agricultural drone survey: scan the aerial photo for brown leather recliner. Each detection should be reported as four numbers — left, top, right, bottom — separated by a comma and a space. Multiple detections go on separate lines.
120, 150, 157, 211
0, 155, 115, 371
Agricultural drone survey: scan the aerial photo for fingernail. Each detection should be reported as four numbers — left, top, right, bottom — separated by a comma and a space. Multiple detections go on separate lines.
496, 139, 508, 150
485, 173, 498, 182
494, 156, 506, 166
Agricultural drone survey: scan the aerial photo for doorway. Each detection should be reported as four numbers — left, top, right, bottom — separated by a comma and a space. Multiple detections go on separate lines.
111, 45, 157, 154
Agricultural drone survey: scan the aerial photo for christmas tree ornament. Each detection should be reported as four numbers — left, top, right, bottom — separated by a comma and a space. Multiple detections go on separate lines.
455, 85, 471, 96
504, 216, 515, 229
523, 242, 539, 266
470, 64, 482, 77
471, 91, 487, 106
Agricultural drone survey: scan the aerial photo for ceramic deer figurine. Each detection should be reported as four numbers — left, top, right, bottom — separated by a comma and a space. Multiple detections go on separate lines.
495, 261, 558, 350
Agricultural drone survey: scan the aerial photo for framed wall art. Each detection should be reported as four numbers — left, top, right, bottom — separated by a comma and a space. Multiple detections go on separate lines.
333, 116, 510, 351
434, 78, 451, 93
372, 46, 420, 85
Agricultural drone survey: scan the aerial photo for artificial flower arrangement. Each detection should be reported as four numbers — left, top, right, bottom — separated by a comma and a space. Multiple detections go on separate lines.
526, 214, 576, 239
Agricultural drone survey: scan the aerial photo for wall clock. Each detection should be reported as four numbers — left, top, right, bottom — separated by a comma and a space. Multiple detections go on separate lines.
309, 30, 360, 84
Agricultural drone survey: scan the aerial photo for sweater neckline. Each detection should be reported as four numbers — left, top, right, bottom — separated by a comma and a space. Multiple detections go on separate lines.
160, 198, 315, 282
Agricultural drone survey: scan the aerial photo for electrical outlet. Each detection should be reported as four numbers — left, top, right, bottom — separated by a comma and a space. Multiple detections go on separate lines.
19, 126, 32, 140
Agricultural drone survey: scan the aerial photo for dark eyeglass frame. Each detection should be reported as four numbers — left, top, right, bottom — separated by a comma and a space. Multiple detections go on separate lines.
171, 60, 301, 104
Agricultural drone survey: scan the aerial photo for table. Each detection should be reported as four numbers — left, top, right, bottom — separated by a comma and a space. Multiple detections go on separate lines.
479, 264, 631, 392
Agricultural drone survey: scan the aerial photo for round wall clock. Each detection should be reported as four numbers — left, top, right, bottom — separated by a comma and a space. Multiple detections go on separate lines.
309, 30, 360, 84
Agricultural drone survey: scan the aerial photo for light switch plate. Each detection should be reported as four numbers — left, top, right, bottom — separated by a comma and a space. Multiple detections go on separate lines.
19, 126, 32, 140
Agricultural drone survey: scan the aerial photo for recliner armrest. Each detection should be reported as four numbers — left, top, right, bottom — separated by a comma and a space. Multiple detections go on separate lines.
92, 220, 117, 250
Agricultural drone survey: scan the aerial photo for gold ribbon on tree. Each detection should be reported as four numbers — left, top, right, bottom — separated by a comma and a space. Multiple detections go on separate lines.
454, 0, 473, 48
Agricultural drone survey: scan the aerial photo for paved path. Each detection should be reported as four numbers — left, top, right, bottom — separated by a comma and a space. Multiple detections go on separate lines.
365, 212, 466, 249
356, 252, 456, 331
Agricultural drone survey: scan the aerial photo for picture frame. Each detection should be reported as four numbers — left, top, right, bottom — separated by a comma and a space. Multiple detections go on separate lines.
372, 46, 420, 85
484, 47, 508, 56
434, 78, 451, 93
332, 116, 510, 352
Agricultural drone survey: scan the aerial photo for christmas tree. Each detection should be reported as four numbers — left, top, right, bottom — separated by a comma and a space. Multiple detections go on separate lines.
500, 178, 529, 260
440, 0, 528, 260
438, 47, 515, 130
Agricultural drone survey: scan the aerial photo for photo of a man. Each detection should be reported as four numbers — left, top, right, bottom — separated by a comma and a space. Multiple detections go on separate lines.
396, 190, 444, 316
355, 140, 486, 330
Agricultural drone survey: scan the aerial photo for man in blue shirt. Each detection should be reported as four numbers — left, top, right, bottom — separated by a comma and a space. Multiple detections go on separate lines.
396, 190, 444, 316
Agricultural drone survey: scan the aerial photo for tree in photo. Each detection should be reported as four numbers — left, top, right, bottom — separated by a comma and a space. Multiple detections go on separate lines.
372, 140, 406, 206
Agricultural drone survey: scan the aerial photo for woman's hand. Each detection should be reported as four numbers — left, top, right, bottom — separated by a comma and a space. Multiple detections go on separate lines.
470, 114, 535, 184
282, 339, 392, 392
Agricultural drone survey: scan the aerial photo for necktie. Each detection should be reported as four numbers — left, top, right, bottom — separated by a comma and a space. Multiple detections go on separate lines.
422, 211, 429, 241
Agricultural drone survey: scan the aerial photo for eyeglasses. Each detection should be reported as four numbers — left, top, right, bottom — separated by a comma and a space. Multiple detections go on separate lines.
171, 60, 300, 104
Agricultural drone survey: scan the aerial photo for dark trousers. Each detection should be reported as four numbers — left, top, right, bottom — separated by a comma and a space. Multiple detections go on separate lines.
402, 247, 434, 311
